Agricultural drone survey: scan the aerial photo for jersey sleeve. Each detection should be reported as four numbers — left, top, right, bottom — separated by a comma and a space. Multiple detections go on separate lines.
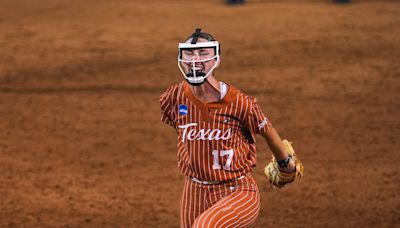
249, 97, 272, 135
159, 86, 176, 128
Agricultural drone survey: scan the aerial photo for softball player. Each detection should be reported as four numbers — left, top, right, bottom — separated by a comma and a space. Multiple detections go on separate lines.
159, 28, 296, 227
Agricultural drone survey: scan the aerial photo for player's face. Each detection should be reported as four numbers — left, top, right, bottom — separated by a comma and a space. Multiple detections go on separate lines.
181, 47, 217, 74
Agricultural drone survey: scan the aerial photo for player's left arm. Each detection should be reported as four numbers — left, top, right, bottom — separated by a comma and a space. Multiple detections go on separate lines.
261, 127, 295, 173
248, 96, 303, 187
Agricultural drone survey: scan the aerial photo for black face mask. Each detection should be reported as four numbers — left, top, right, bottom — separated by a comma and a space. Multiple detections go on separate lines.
185, 71, 207, 86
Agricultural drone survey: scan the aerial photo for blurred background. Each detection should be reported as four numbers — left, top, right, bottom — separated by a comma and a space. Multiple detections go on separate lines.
0, 0, 399, 227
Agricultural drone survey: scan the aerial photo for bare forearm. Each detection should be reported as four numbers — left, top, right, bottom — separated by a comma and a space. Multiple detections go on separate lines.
261, 126, 295, 173
261, 127, 289, 160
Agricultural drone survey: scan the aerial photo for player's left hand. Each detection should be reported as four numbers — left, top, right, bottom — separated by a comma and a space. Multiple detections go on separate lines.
278, 159, 296, 174
264, 139, 304, 188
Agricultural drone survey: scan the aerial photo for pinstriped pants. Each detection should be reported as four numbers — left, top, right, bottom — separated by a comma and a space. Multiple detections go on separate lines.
180, 174, 261, 228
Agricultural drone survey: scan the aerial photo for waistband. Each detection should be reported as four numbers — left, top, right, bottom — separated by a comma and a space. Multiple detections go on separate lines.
190, 174, 247, 185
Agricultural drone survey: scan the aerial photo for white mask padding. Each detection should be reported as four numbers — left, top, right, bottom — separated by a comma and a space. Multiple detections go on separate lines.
178, 41, 219, 49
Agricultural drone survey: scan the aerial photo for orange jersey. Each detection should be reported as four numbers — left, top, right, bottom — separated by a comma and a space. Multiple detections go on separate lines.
159, 81, 272, 182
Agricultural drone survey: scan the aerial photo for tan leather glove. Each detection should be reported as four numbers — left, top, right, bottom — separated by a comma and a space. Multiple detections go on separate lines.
264, 139, 304, 188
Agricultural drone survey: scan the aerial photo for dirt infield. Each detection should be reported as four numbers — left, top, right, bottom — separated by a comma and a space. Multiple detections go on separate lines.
0, 0, 399, 227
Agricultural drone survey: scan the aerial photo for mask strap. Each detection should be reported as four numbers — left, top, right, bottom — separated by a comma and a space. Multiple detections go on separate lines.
191, 28, 202, 44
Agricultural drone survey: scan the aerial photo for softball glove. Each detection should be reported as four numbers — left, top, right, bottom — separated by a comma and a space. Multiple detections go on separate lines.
264, 139, 304, 188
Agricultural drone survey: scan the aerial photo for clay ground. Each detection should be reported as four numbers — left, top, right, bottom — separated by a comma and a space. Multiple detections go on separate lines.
0, 0, 399, 227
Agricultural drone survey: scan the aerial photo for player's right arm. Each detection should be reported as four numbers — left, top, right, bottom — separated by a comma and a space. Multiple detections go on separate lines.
159, 85, 176, 128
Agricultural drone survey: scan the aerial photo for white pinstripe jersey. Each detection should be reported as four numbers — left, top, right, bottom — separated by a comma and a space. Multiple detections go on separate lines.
159, 81, 271, 182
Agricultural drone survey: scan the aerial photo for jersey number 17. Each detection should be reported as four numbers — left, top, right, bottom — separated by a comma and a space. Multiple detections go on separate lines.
212, 149, 234, 171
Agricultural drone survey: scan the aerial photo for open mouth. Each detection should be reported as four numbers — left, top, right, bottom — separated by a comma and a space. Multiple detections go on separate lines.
186, 71, 206, 78
188, 63, 204, 72
193, 66, 203, 71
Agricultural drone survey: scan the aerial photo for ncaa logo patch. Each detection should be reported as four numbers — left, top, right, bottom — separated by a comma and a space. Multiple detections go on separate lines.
179, 104, 188, 115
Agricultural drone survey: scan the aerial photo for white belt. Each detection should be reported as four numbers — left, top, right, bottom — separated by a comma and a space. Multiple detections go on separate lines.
191, 174, 246, 185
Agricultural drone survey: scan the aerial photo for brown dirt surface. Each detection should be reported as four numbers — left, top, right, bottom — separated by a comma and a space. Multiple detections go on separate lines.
1, 0, 399, 227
